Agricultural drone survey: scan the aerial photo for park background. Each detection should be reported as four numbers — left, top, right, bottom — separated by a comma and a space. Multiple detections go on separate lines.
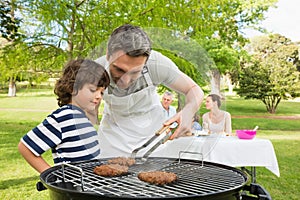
0, 86, 299, 200
1, 0, 300, 199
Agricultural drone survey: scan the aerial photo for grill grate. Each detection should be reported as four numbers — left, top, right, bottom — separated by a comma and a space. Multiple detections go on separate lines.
43, 158, 247, 198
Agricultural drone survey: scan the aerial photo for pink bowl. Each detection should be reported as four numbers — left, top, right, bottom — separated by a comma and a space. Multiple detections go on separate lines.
236, 130, 256, 139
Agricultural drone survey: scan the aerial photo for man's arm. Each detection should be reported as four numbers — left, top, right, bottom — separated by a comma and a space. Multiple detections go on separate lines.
224, 112, 232, 134
166, 72, 204, 139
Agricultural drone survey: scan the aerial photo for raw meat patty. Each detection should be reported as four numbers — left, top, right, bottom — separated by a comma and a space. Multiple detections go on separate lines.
138, 171, 178, 185
93, 164, 128, 177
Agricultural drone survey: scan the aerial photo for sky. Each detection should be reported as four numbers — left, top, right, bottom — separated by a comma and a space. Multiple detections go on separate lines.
243, 0, 300, 42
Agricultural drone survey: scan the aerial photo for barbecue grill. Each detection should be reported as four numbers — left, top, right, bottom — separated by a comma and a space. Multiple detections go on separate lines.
37, 157, 272, 200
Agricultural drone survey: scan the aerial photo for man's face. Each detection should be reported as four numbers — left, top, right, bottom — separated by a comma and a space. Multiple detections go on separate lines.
108, 51, 147, 89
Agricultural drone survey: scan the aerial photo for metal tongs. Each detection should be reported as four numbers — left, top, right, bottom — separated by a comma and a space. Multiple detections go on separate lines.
131, 123, 177, 163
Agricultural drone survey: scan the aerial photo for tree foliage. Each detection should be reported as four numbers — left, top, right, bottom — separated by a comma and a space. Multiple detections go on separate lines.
18, 0, 278, 60
0, 0, 278, 96
146, 27, 214, 84
0, 0, 24, 41
0, 41, 65, 85
238, 34, 300, 113
198, 38, 243, 94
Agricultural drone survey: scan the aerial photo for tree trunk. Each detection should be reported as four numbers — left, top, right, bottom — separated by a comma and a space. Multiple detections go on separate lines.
210, 69, 221, 95
224, 74, 235, 95
263, 95, 281, 114
8, 79, 16, 97
176, 92, 185, 112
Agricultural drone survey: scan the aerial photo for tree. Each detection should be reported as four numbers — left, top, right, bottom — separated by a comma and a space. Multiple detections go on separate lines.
198, 38, 241, 95
238, 34, 300, 113
0, 41, 65, 95
0, 0, 26, 96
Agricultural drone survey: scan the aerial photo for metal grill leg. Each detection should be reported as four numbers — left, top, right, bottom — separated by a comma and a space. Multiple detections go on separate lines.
241, 167, 256, 183
251, 167, 256, 183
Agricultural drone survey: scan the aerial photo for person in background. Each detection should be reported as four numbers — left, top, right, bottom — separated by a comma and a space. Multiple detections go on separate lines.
96, 24, 204, 157
18, 59, 110, 173
161, 91, 177, 120
191, 113, 202, 131
202, 94, 232, 134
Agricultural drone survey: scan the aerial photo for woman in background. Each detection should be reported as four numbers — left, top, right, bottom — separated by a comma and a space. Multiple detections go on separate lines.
202, 94, 232, 134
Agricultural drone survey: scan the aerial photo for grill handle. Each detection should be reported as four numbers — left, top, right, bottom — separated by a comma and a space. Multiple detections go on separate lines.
62, 163, 85, 191
36, 181, 47, 191
242, 183, 272, 200
178, 151, 204, 167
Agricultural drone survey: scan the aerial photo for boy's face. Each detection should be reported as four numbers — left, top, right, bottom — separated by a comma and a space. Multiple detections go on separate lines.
108, 50, 147, 89
71, 83, 105, 112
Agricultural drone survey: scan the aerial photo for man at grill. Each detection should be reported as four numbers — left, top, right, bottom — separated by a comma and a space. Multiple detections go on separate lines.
95, 24, 204, 158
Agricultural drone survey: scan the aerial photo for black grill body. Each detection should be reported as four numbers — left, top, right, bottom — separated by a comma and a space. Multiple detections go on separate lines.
38, 158, 270, 200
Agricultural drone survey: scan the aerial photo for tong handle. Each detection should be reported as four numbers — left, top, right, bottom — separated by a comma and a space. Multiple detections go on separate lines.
155, 124, 171, 135
141, 130, 175, 160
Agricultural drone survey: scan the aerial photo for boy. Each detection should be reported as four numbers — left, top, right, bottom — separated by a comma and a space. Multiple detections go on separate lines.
18, 59, 110, 173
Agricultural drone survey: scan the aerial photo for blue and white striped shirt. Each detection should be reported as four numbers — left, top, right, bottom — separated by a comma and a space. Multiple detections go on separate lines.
21, 104, 100, 164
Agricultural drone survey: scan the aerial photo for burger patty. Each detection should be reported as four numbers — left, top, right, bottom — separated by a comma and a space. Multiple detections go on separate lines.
93, 164, 128, 177
107, 157, 136, 166
138, 171, 178, 185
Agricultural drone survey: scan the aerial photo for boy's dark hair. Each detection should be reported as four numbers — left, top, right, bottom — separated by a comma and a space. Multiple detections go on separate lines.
208, 94, 221, 108
54, 59, 110, 107
107, 24, 151, 58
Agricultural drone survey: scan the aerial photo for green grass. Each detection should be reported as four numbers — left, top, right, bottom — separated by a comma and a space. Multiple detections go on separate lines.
0, 89, 299, 199
0, 120, 52, 199
259, 139, 300, 199
201, 95, 300, 116
232, 118, 300, 131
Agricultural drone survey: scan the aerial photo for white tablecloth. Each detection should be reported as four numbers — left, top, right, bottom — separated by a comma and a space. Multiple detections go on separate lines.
149, 135, 280, 177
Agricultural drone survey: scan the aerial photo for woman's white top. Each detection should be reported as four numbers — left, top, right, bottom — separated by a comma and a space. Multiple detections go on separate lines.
202, 111, 232, 134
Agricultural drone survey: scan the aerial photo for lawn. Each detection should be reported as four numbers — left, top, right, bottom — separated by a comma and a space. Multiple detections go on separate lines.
0, 89, 299, 200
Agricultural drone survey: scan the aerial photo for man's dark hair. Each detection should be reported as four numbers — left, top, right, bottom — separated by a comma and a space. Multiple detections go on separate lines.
107, 24, 151, 58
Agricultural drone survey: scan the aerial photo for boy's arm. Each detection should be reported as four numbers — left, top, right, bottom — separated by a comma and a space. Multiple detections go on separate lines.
18, 142, 51, 173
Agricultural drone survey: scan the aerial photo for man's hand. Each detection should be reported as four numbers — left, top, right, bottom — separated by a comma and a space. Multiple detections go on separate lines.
163, 111, 192, 140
